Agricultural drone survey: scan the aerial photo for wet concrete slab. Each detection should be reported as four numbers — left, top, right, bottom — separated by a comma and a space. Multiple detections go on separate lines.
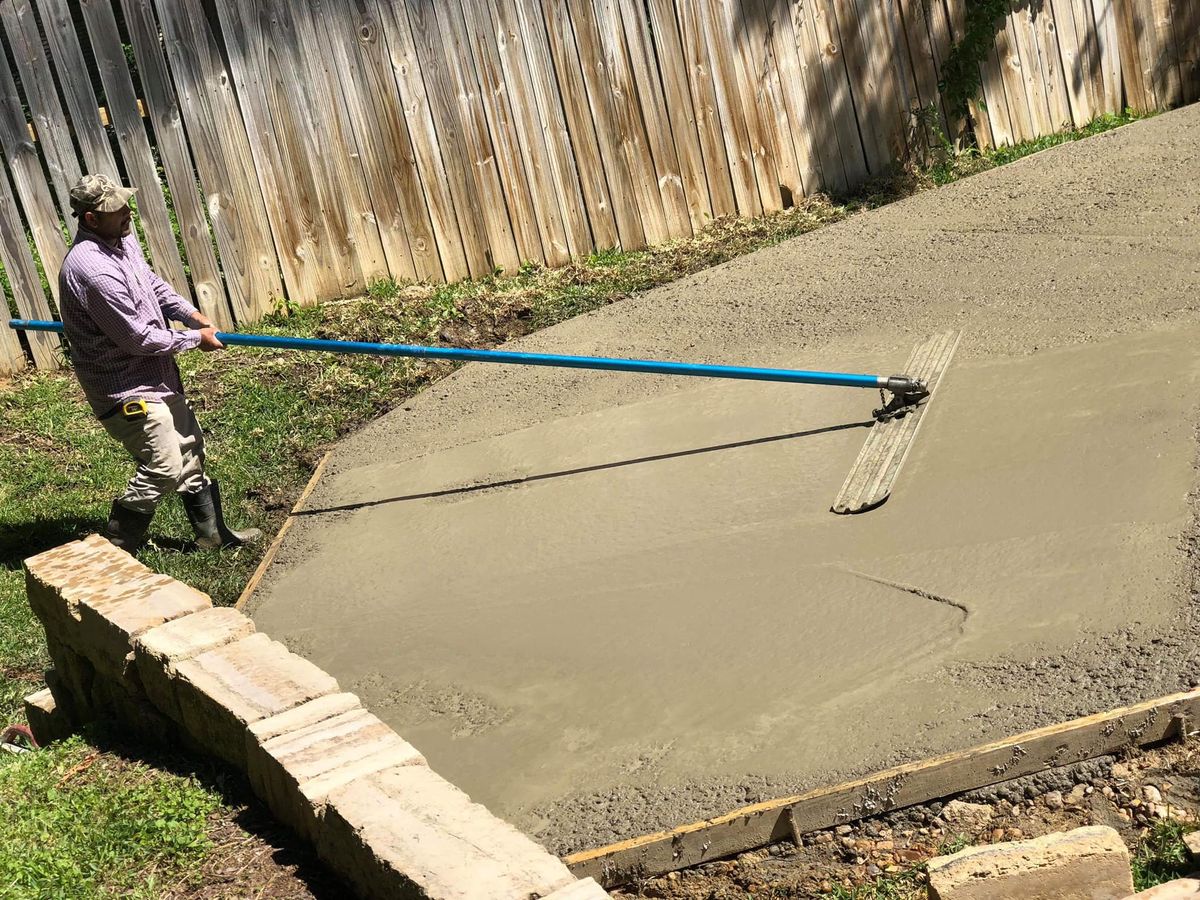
249, 104, 1200, 852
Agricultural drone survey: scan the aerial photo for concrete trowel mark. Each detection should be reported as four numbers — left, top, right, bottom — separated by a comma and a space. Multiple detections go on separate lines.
837, 567, 971, 627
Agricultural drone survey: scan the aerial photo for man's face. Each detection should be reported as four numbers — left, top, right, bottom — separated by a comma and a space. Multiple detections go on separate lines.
84, 203, 132, 241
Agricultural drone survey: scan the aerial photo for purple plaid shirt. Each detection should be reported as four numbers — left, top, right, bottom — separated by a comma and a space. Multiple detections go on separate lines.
59, 230, 202, 416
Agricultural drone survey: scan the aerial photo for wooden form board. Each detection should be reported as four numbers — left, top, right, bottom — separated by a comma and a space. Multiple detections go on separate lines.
565, 687, 1200, 887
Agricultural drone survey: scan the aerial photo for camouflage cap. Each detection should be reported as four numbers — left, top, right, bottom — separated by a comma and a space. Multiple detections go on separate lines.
68, 174, 136, 217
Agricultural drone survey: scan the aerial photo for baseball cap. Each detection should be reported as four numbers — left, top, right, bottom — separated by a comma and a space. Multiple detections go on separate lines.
69, 174, 137, 217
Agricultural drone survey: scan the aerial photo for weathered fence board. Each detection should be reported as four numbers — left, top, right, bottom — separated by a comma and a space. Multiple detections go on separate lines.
0, 0, 80, 217
457, 0, 549, 265
393, 0, 494, 279
1091, 0, 1125, 111
216, 0, 366, 301
1176, 0, 1200, 102
298, 0, 390, 287
76, 0, 189, 298
1049, 0, 1097, 126
32, 0, 119, 181
326, 0, 439, 282
1, 0, 1193, 373
0, 37, 67, 304
696, 0, 765, 216
645, 0, 715, 229
618, 0, 694, 235
0, 169, 58, 368
480, 0, 574, 265
511, 0, 596, 256
152, 0, 282, 322
782, 0, 845, 194
807, 0, 870, 183
118, 0, 230, 328
538, 0, 626, 250
410, 0, 524, 273
675, 0, 738, 217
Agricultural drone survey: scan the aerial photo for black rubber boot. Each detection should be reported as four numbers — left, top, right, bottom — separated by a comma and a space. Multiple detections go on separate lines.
181, 480, 262, 550
102, 500, 154, 552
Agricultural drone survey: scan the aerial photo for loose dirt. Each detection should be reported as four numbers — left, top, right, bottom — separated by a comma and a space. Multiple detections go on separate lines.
249, 104, 1200, 854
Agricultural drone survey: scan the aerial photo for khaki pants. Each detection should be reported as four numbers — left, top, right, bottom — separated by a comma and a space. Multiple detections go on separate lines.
100, 394, 208, 514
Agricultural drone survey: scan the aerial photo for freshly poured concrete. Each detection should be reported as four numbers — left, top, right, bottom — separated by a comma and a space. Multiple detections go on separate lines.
250, 105, 1200, 851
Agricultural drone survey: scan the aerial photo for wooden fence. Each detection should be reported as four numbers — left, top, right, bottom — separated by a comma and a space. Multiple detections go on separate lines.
1, 0, 1197, 375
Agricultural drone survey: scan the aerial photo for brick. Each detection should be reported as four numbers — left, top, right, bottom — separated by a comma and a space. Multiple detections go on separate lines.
47, 641, 97, 722
135, 608, 256, 719
1185, 831, 1200, 863
318, 765, 575, 900
86, 675, 179, 746
24, 535, 149, 636
249, 707, 424, 843
542, 878, 610, 898
23, 687, 74, 745
1124, 879, 1200, 898
165, 633, 339, 768
77, 578, 211, 680
927, 825, 1134, 900
247, 692, 362, 746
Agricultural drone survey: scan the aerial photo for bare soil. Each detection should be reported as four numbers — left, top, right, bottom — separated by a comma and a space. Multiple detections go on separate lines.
612, 740, 1200, 898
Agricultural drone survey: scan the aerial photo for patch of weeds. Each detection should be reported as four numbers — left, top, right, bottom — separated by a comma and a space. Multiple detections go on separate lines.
824, 865, 926, 899
985, 109, 1151, 167
910, 108, 1154, 190
1132, 819, 1193, 890
0, 734, 220, 899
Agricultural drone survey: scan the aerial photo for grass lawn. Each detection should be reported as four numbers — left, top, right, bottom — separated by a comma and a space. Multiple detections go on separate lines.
0, 109, 1154, 898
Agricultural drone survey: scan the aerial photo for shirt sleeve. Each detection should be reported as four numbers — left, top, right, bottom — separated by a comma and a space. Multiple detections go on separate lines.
126, 236, 202, 325
150, 268, 203, 325
81, 272, 201, 356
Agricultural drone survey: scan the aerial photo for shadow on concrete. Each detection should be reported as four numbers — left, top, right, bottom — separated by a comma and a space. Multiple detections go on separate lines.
297, 419, 872, 516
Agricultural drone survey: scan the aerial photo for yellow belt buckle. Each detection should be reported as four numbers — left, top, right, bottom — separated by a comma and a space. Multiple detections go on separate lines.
121, 399, 149, 421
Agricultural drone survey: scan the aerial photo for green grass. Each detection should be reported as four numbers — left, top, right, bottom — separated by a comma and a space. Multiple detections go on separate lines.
923, 108, 1153, 186
0, 106, 1162, 897
825, 867, 926, 899
1132, 819, 1194, 891
0, 733, 219, 899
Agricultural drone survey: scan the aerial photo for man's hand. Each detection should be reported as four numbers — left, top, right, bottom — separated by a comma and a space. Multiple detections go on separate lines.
199, 327, 224, 352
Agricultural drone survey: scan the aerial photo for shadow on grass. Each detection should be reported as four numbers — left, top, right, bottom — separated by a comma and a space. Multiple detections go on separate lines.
0, 517, 192, 569
80, 720, 346, 899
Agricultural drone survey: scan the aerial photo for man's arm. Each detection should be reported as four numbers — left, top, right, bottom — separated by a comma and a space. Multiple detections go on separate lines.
83, 272, 208, 356
147, 267, 209, 327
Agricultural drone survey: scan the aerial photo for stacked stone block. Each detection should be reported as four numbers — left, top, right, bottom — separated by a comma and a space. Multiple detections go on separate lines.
23, 535, 600, 899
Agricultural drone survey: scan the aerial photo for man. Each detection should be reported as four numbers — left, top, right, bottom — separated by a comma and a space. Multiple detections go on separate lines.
58, 173, 261, 553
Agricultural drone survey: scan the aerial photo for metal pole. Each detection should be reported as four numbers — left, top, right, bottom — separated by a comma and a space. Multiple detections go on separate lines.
7, 319, 912, 391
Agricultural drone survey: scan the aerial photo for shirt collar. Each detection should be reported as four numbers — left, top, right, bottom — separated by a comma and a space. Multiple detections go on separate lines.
76, 227, 126, 253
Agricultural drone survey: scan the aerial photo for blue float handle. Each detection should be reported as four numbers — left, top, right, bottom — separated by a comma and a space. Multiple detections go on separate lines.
8, 318, 900, 390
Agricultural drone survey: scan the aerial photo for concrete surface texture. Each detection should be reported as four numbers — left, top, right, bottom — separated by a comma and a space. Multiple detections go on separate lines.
248, 104, 1200, 853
